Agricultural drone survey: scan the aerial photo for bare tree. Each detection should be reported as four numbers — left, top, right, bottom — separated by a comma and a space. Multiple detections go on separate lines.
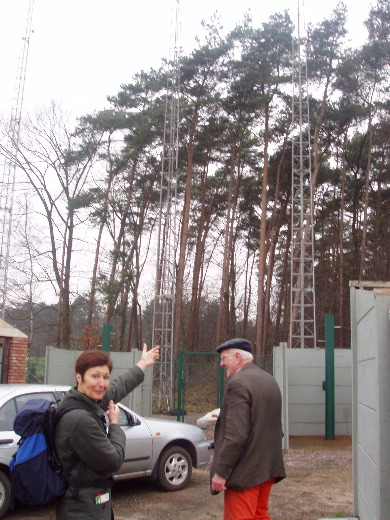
1, 103, 103, 348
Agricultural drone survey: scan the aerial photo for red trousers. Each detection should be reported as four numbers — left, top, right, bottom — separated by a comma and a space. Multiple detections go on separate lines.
223, 478, 275, 520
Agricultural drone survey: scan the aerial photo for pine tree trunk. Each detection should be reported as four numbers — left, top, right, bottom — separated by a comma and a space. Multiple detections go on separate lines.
256, 102, 270, 358
216, 149, 237, 345
173, 114, 198, 357
105, 164, 136, 324
87, 146, 115, 337
358, 115, 373, 281
339, 133, 347, 349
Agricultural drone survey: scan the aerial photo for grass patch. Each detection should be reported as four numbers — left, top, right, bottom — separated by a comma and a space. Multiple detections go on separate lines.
27, 356, 45, 383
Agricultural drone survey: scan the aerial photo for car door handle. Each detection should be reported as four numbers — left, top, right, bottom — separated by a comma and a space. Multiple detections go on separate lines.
0, 439, 15, 444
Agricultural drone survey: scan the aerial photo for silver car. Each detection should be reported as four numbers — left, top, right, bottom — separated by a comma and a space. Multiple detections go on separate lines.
0, 384, 212, 517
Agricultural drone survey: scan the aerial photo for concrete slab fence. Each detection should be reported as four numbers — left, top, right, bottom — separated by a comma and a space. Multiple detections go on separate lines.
350, 282, 390, 520
273, 345, 352, 441
45, 346, 153, 417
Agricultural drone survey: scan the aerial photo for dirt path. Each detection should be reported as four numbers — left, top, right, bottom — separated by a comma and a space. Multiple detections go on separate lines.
270, 436, 353, 520
6, 436, 353, 520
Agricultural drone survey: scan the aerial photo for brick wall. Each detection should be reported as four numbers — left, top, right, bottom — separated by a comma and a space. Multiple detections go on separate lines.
2, 336, 28, 383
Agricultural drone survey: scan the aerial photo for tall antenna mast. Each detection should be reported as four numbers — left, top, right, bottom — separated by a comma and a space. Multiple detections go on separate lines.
289, 0, 317, 348
0, 0, 35, 319
152, 0, 181, 410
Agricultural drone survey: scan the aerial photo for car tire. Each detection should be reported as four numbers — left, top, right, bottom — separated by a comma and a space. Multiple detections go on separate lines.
0, 470, 11, 518
157, 446, 192, 491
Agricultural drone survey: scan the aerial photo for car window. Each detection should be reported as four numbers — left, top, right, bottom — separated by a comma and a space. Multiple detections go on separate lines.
0, 392, 58, 432
15, 392, 58, 411
118, 407, 129, 427
0, 399, 17, 431
103, 407, 128, 427
103, 407, 136, 427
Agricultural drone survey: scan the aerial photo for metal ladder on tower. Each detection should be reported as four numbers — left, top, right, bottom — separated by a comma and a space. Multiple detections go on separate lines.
152, 0, 181, 410
289, 0, 317, 349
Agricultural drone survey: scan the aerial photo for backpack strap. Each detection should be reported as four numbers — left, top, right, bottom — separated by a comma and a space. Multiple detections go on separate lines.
55, 399, 106, 432
55, 399, 110, 497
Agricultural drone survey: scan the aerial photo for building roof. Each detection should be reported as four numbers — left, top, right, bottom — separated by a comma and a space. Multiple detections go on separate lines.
0, 318, 28, 339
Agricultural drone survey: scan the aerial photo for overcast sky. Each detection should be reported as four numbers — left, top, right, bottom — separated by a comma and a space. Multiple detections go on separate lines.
0, 0, 372, 119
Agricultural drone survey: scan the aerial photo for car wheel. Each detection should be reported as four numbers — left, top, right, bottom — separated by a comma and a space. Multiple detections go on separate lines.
0, 470, 11, 518
157, 446, 192, 491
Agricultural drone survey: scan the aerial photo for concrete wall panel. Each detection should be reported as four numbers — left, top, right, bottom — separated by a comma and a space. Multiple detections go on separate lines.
357, 447, 379, 519
336, 386, 353, 404
335, 367, 352, 385
274, 347, 352, 436
351, 283, 390, 520
357, 360, 378, 411
357, 405, 379, 463
288, 386, 324, 404
288, 366, 323, 385
334, 351, 353, 367
45, 347, 152, 416
289, 403, 325, 422
286, 349, 323, 366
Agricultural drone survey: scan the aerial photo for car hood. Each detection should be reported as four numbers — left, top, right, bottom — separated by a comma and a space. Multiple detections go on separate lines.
141, 416, 206, 439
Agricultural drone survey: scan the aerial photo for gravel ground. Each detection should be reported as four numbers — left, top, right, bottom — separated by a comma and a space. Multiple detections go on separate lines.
6, 436, 353, 520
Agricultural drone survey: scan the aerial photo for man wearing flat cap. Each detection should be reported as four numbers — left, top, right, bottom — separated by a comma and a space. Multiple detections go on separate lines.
210, 338, 285, 520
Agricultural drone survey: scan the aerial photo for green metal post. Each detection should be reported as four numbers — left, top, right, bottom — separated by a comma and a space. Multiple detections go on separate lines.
325, 315, 335, 440
102, 324, 111, 352
181, 351, 187, 422
177, 348, 183, 422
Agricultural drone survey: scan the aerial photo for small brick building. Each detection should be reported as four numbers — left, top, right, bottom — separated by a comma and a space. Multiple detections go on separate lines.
0, 318, 28, 383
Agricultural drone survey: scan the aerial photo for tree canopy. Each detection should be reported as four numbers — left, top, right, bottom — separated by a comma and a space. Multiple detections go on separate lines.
1, 2, 389, 359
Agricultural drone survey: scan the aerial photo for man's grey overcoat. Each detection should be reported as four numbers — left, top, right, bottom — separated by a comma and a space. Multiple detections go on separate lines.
211, 362, 286, 491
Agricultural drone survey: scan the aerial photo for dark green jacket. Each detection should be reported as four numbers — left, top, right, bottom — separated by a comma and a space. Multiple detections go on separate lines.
55, 365, 144, 520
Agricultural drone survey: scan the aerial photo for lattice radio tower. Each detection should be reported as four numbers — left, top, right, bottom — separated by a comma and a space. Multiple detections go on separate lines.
0, 0, 35, 319
152, 0, 181, 410
289, 0, 317, 348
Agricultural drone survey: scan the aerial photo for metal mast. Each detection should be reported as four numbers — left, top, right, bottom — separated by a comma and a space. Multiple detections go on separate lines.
152, 0, 181, 410
0, 0, 35, 319
289, 1, 317, 349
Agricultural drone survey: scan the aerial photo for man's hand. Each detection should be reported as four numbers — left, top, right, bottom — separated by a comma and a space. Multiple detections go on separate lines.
136, 343, 160, 371
211, 473, 227, 494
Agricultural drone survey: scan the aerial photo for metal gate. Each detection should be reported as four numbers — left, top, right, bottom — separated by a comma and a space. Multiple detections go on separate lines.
176, 349, 224, 425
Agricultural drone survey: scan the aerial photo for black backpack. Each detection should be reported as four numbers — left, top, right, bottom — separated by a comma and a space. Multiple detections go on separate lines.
10, 398, 107, 506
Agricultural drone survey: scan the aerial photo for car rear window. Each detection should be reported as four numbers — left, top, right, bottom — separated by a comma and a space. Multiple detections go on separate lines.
0, 392, 57, 432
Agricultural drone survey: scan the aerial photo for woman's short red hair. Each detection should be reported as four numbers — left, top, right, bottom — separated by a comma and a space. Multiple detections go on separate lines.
75, 350, 113, 378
